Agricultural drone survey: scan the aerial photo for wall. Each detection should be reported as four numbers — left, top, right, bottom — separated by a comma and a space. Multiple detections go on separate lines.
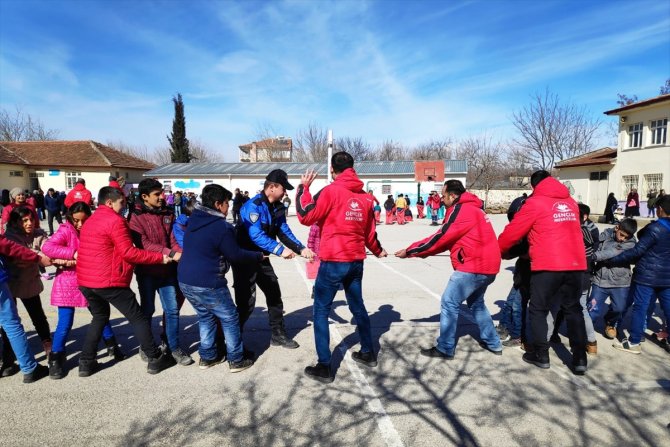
0, 164, 29, 191
469, 188, 530, 210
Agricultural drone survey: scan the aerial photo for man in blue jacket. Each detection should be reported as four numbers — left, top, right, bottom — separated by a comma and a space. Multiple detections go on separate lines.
233, 169, 315, 349
609, 195, 670, 354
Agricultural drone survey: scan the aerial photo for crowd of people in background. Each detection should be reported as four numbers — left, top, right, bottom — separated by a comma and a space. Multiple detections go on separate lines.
0, 156, 668, 385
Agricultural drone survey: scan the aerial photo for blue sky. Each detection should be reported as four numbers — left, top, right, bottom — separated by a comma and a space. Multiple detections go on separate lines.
1, 0, 668, 161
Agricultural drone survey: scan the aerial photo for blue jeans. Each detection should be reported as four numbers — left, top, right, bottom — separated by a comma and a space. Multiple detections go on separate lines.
499, 286, 522, 338
179, 283, 243, 362
0, 282, 37, 374
628, 282, 670, 344
588, 285, 630, 329
313, 261, 372, 364
138, 275, 180, 351
52, 306, 115, 353
437, 271, 501, 356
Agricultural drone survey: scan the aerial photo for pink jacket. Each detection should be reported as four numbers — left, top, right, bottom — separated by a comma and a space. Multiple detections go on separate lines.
41, 222, 88, 307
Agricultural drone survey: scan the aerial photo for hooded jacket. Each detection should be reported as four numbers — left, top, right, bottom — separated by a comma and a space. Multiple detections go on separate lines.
591, 227, 636, 288
405, 192, 500, 274
128, 202, 180, 277
64, 183, 93, 208
498, 177, 586, 272
41, 221, 89, 307
296, 168, 383, 262
177, 204, 263, 289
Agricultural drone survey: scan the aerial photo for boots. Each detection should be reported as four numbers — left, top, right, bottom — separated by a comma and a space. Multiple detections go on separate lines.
271, 326, 299, 349
105, 337, 127, 361
48, 352, 65, 380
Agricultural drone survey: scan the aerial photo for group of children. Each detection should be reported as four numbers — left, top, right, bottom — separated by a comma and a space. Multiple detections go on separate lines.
380, 191, 445, 226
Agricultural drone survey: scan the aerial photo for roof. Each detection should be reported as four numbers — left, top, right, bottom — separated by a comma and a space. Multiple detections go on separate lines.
555, 147, 617, 169
604, 94, 670, 115
0, 140, 156, 170
145, 159, 468, 177
239, 137, 293, 151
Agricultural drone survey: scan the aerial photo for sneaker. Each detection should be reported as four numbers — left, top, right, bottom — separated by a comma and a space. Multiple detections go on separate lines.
304, 362, 334, 383
23, 364, 49, 383
522, 351, 550, 369
0, 361, 20, 378
496, 326, 511, 342
172, 348, 195, 366
549, 333, 561, 344
147, 351, 177, 374
229, 358, 254, 373
586, 341, 598, 356
604, 325, 617, 339
572, 356, 588, 376
199, 356, 225, 370
48, 352, 65, 380
502, 337, 522, 348
351, 350, 378, 367
271, 333, 299, 349
612, 338, 641, 354
78, 360, 99, 377
420, 346, 454, 359
478, 341, 503, 356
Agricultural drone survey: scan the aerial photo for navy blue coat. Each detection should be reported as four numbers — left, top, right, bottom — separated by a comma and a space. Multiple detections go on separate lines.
609, 218, 670, 287
44, 194, 60, 212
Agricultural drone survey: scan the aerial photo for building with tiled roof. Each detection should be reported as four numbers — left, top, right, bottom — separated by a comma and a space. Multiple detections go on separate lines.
239, 137, 292, 162
0, 140, 155, 195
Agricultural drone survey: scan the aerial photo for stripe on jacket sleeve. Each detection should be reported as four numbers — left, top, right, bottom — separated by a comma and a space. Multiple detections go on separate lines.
296, 185, 321, 218
407, 204, 461, 256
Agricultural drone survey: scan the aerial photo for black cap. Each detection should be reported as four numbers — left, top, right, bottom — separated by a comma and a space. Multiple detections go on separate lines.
266, 169, 294, 190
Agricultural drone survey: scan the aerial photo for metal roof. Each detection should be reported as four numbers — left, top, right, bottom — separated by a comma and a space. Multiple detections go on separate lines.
145, 160, 467, 177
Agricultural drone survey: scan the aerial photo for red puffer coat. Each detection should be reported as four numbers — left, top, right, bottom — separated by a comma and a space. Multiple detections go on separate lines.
498, 177, 586, 271
76, 205, 164, 288
405, 192, 500, 274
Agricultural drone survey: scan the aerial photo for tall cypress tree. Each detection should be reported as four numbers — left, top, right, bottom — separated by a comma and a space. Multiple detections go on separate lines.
167, 93, 191, 162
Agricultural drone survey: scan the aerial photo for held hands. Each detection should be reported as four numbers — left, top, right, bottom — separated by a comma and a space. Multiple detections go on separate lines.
281, 248, 296, 259
38, 255, 53, 267
171, 252, 182, 262
377, 249, 388, 258
394, 249, 407, 259
301, 169, 318, 188
301, 248, 316, 261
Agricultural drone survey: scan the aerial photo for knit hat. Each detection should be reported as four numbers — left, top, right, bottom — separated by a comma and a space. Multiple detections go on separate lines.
9, 187, 23, 199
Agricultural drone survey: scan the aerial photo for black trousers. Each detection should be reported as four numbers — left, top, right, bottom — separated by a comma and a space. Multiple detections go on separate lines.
529, 271, 586, 358
1, 295, 52, 363
47, 210, 63, 235
232, 258, 284, 332
79, 286, 160, 362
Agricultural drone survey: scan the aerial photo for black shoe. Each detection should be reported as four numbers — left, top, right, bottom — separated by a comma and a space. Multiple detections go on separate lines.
147, 350, 177, 375
229, 358, 254, 373
48, 352, 65, 380
271, 332, 299, 349
0, 361, 20, 378
199, 355, 225, 370
23, 364, 48, 383
549, 333, 561, 344
478, 341, 503, 356
172, 348, 195, 366
420, 346, 454, 359
572, 356, 587, 376
351, 350, 378, 367
522, 351, 550, 369
78, 360, 99, 377
304, 363, 334, 383
105, 337, 127, 361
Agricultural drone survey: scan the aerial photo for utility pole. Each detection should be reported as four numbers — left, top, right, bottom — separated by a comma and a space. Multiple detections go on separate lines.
327, 129, 333, 183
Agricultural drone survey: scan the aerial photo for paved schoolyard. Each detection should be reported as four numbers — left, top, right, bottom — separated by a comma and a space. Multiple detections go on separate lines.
1, 214, 668, 447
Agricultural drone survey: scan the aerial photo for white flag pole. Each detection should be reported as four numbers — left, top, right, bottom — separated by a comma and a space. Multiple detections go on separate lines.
327, 129, 333, 184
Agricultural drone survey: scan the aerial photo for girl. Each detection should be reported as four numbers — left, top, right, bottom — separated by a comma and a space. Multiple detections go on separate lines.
41, 202, 125, 379
0, 207, 52, 369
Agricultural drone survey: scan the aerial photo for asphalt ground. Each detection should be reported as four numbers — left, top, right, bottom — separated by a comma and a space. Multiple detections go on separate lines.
1, 214, 669, 447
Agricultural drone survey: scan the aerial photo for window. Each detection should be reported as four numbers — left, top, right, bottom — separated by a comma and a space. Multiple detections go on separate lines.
9, 170, 24, 177
382, 184, 391, 194
628, 123, 643, 148
621, 175, 639, 195
589, 171, 608, 181
643, 173, 663, 195
65, 171, 82, 190
650, 118, 667, 145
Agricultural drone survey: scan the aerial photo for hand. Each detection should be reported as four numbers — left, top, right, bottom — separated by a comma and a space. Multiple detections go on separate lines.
162, 254, 170, 264
172, 252, 182, 262
301, 248, 315, 261
301, 169, 318, 188
377, 249, 388, 258
74, 251, 78, 260
281, 248, 296, 259
394, 249, 407, 259
39, 255, 52, 267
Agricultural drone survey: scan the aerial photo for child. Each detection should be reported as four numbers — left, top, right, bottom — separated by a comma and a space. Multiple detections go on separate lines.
41, 202, 126, 379
0, 207, 52, 366
588, 218, 637, 340
307, 224, 321, 299
172, 198, 196, 250
383, 195, 395, 225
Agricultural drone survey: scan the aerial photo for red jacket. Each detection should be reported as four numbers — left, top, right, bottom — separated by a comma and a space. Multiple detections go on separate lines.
427, 195, 442, 209
498, 177, 586, 272
76, 205, 164, 288
128, 203, 180, 277
405, 192, 500, 274
65, 183, 93, 208
296, 168, 383, 262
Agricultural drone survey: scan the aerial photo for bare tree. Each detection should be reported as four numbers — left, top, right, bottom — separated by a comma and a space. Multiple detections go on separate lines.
511, 89, 601, 170
0, 106, 60, 141
456, 136, 504, 206
292, 123, 329, 162
253, 120, 282, 141
407, 138, 454, 160
659, 79, 670, 95
616, 93, 638, 107
372, 139, 406, 161
189, 139, 225, 163
335, 136, 374, 160
106, 139, 153, 161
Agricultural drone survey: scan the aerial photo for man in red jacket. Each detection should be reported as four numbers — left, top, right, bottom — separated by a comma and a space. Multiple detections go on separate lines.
297, 151, 387, 383
76, 186, 177, 377
129, 178, 192, 366
396, 180, 502, 359
498, 170, 587, 375
64, 178, 93, 209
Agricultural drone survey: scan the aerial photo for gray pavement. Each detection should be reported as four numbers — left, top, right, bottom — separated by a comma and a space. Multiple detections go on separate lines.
1, 214, 669, 447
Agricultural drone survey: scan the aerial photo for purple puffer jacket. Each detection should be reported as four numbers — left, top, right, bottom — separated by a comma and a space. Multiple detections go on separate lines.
41, 221, 88, 307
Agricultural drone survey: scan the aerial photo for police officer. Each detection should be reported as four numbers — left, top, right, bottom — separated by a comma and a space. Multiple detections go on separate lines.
233, 169, 315, 349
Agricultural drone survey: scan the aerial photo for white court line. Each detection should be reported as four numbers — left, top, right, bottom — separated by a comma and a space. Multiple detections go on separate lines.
293, 259, 406, 447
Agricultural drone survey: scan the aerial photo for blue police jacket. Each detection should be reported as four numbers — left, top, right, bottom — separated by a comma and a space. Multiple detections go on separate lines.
237, 192, 305, 256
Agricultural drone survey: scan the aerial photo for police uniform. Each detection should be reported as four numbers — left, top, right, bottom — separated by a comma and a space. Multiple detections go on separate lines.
232, 170, 305, 347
